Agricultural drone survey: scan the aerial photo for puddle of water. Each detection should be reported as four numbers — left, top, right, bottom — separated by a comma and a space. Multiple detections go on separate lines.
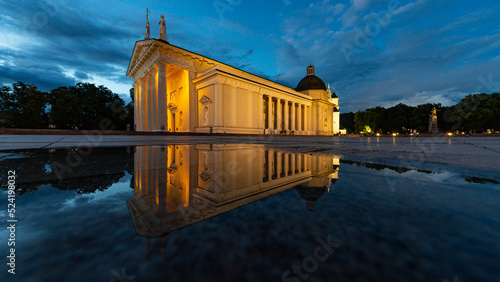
0, 144, 499, 281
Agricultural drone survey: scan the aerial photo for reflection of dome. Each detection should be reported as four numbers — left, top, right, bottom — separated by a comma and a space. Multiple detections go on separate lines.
296, 65, 327, 92
296, 185, 326, 212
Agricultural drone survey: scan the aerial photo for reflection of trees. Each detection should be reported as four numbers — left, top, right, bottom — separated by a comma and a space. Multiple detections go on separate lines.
0, 147, 134, 195
340, 160, 432, 174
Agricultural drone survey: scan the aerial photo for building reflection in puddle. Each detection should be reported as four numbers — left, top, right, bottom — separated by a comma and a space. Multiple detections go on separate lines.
127, 145, 339, 258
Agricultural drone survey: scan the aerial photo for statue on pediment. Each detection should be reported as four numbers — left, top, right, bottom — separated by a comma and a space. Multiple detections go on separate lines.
159, 15, 167, 41
144, 9, 150, 40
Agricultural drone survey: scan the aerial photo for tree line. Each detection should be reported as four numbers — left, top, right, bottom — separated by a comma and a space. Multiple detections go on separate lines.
0, 81, 134, 130
340, 93, 500, 134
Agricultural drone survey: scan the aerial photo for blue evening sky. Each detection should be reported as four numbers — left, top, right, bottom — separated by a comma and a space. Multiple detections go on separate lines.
0, 0, 499, 112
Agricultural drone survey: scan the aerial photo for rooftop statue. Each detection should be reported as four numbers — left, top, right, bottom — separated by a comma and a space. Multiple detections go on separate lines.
144, 9, 150, 40
159, 15, 167, 41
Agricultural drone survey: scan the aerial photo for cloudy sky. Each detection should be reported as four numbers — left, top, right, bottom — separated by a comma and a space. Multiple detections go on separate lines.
0, 0, 499, 112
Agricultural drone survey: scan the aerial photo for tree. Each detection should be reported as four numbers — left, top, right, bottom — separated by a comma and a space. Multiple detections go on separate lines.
0, 82, 48, 128
340, 112, 355, 133
48, 87, 83, 129
354, 111, 366, 133
48, 83, 130, 130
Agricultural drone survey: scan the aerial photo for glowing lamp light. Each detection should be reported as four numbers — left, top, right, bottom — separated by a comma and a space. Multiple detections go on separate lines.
376, 133, 380, 136
447, 132, 453, 136
392, 133, 397, 136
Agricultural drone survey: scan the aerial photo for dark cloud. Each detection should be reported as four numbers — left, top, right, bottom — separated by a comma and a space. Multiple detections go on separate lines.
1, 0, 499, 110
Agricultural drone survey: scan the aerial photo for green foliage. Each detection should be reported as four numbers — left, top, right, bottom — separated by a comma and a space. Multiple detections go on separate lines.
447, 93, 500, 131
340, 112, 355, 133
0, 82, 48, 128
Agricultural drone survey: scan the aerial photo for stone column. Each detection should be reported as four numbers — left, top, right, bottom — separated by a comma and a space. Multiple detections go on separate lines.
231, 86, 237, 127
298, 104, 302, 134
136, 81, 142, 131
133, 83, 138, 131
267, 96, 272, 132
140, 77, 147, 131
248, 91, 253, 128
291, 102, 296, 132
304, 105, 309, 134
157, 63, 167, 131
147, 71, 153, 131
277, 98, 282, 132
151, 68, 158, 131
258, 92, 263, 132
284, 101, 289, 133
188, 71, 197, 132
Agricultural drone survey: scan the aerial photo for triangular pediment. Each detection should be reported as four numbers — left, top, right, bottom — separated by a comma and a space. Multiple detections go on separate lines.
198, 95, 212, 104
126, 40, 155, 77
167, 103, 178, 110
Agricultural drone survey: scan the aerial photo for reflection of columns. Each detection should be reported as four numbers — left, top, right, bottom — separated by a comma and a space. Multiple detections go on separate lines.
277, 151, 282, 177
267, 150, 273, 180
148, 147, 154, 204
258, 148, 264, 180
147, 72, 153, 131
277, 98, 282, 131
291, 103, 296, 131
284, 153, 289, 176
141, 147, 147, 198
284, 102, 289, 133
304, 155, 309, 171
157, 64, 167, 131
134, 146, 139, 194
298, 104, 302, 134
158, 147, 167, 215
291, 154, 296, 174
297, 154, 302, 172
140, 77, 147, 131
152, 146, 158, 211
267, 96, 272, 131
151, 68, 158, 131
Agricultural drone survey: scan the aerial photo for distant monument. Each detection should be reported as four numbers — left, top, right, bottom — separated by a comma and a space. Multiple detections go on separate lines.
144, 9, 150, 40
428, 107, 438, 133
159, 15, 167, 41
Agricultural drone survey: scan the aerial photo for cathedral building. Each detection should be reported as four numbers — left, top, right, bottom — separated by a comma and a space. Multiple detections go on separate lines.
126, 16, 340, 135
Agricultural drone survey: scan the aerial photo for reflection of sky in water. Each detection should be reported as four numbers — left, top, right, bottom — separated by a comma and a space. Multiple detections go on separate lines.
0, 146, 499, 282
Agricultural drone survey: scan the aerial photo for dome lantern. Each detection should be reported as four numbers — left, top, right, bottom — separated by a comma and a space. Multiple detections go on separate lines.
296, 64, 327, 92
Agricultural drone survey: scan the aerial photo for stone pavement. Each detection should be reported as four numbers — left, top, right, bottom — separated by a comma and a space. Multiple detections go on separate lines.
0, 135, 499, 173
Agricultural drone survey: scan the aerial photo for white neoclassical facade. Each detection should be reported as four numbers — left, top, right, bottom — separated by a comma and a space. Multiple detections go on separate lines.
126, 25, 340, 135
